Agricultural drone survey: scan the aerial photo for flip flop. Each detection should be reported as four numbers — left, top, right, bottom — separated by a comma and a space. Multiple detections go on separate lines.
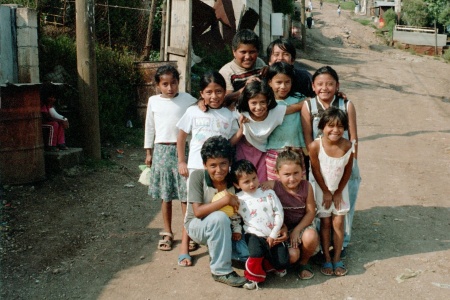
189, 240, 199, 252
158, 232, 173, 251
320, 262, 333, 276
178, 253, 192, 267
333, 261, 348, 276
298, 263, 315, 280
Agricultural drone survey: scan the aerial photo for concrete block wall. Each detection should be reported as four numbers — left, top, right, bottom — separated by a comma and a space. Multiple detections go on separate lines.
16, 8, 39, 83
0, 5, 17, 84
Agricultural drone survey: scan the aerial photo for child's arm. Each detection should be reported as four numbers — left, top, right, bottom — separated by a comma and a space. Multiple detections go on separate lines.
144, 99, 156, 167
289, 182, 316, 248
309, 141, 333, 209
177, 130, 189, 178
145, 148, 153, 167
332, 152, 354, 210
285, 99, 305, 115
301, 102, 314, 152
267, 192, 284, 247
229, 114, 247, 145
347, 101, 358, 159
192, 190, 240, 219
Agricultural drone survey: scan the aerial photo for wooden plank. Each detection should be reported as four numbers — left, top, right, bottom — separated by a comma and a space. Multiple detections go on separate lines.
166, 46, 186, 57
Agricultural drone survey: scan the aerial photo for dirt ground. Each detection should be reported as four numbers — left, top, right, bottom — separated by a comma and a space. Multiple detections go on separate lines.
2, 2, 450, 299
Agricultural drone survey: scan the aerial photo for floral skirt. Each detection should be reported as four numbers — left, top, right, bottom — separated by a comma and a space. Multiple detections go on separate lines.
148, 143, 188, 202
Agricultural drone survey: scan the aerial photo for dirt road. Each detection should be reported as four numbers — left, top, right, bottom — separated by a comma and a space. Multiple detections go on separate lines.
2, 1, 450, 299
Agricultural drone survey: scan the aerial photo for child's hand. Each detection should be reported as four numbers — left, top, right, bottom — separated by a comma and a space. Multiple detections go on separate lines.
62, 118, 69, 129
260, 180, 274, 191
337, 91, 347, 100
266, 236, 275, 248
333, 192, 343, 210
238, 114, 249, 126
224, 191, 240, 212
145, 154, 152, 167
197, 99, 208, 112
289, 229, 302, 249
178, 162, 189, 178
322, 191, 333, 209
232, 232, 242, 241
245, 75, 260, 86
273, 225, 288, 246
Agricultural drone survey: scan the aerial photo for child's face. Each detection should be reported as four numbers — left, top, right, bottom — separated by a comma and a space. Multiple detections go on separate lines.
277, 162, 303, 192
323, 119, 345, 142
204, 157, 230, 183
247, 94, 268, 121
200, 82, 225, 109
157, 73, 179, 98
234, 171, 259, 193
312, 73, 339, 102
233, 44, 259, 69
268, 73, 292, 100
269, 45, 294, 65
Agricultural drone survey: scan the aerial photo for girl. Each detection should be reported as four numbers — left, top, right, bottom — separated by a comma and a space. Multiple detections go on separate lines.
309, 107, 355, 276
235, 80, 302, 182
301, 65, 360, 257
144, 65, 197, 252
176, 70, 245, 266
265, 62, 307, 181
40, 84, 69, 152
261, 148, 319, 280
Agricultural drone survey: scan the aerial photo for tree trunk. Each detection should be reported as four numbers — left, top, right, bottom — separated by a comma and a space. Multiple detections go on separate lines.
143, 0, 158, 60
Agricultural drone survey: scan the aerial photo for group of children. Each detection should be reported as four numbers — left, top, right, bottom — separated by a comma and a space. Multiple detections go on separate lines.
144, 29, 360, 289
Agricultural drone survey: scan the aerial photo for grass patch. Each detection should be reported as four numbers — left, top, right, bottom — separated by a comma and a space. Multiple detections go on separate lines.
354, 18, 372, 26
326, 0, 355, 11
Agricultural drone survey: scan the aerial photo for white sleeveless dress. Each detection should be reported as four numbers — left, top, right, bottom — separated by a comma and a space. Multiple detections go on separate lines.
311, 137, 355, 218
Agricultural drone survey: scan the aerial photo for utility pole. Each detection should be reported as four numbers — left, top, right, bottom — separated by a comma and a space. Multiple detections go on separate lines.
76, 0, 101, 159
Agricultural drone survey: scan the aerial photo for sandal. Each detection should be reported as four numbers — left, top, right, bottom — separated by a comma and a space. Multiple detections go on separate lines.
58, 144, 69, 150
333, 261, 348, 276
298, 263, 315, 280
189, 240, 199, 252
178, 253, 192, 267
320, 262, 333, 276
158, 232, 173, 251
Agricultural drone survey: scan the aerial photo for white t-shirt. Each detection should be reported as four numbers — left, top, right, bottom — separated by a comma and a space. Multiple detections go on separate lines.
240, 105, 286, 152
144, 93, 197, 148
177, 106, 239, 169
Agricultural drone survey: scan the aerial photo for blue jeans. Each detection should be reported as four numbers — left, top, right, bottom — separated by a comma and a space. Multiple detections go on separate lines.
344, 158, 361, 248
187, 211, 233, 275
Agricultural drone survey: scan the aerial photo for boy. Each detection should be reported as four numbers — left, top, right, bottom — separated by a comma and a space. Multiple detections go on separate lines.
183, 136, 247, 287
219, 29, 266, 106
266, 38, 314, 97
231, 159, 289, 290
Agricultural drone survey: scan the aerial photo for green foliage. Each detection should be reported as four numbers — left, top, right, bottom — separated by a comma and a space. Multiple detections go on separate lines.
354, 18, 373, 26
272, 0, 295, 15
327, 0, 355, 10
443, 48, 450, 62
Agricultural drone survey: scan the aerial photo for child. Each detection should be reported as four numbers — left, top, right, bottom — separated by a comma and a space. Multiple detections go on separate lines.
176, 71, 244, 266
261, 148, 320, 280
266, 38, 314, 97
40, 83, 69, 152
219, 29, 267, 106
231, 159, 288, 290
265, 62, 307, 180
144, 65, 197, 252
309, 107, 355, 276
301, 65, 360, 256
184, 136, 247, 287
235, 80, 302, 182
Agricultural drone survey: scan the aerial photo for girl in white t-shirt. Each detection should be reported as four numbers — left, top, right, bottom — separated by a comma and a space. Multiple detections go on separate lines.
144, 65, 197, 253
176, 71, 245, 266
235, 80, 302, 182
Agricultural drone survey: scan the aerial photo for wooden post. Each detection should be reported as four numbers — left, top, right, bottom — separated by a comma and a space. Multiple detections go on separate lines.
75, 0, 101, 159
143, 0, 157, 59
301, 0, 306, 51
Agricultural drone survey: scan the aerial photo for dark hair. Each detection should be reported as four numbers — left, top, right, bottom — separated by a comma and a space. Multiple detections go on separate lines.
266, 38, 296, 61
236, 80, 277, 113
201, 136, 235, 164
40, 82, 60, 105
312, 66, 339, 84
275, 147, 303, 171
155, 65, 180, 84
265, 61, 295, 82
231, 159, 257, 184
232, 29, 260, 51
199, 71, 226, 92
318, 106, 349, 131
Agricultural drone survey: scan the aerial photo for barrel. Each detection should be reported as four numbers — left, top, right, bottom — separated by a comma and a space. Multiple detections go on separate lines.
133, 61, 178, 126
0, 84, 46, 185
